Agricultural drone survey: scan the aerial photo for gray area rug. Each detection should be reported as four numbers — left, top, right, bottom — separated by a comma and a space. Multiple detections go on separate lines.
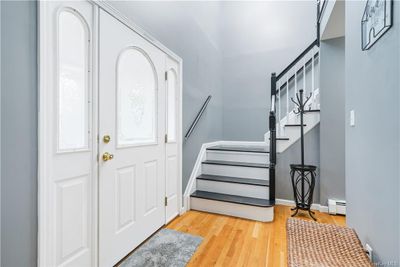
119, 229, 203, 267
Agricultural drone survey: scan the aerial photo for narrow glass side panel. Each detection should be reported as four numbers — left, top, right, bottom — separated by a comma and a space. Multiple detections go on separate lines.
167, 69, 177, 142
58, 11, 89, 151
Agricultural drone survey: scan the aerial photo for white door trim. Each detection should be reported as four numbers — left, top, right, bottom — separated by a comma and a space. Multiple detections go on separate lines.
38, 1, 183, 266
37, 3, 48, 266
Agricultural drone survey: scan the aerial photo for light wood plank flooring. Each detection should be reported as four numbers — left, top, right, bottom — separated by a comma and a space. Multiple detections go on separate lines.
165, 205, 346, 267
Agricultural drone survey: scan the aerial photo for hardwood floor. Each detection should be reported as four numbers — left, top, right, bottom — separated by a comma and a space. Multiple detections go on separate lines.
165, 205, 346, 267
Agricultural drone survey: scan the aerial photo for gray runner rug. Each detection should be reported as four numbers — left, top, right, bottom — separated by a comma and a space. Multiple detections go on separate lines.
119, 229, 203, 267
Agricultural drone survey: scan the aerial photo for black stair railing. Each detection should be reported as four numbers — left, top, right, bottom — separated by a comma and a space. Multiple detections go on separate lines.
268, 0, 323, 202
269, 40, 318, 202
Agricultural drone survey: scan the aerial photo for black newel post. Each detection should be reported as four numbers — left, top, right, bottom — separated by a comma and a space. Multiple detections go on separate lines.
290, 89, 317, 220
269, 73, 277, 201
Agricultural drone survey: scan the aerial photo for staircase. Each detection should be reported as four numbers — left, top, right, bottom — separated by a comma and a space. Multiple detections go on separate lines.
190, 144, 274, 222
185, 4, 323, 222
185, 43, 320, 222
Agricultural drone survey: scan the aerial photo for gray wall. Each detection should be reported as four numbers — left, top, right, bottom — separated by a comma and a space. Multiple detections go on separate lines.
110, 2, 224, 192
0, 1, 345, 266
220, 1, 316, 141
275, 38, 345, 207
319, 37, 345, 206
1, 1, 38, 266
345, 1, 399, 265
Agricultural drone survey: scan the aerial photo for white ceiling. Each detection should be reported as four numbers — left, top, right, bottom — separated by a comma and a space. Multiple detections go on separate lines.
219, 1, 316, 57
110, 1, 223, 50
321, 0, 345, 40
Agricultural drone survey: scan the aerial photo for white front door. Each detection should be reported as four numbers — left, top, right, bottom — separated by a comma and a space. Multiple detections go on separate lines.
40, 2, 182, 266
98, 10, 166, 267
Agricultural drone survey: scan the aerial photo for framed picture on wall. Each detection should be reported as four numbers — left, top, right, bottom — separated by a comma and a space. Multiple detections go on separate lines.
361, 0, 393, 50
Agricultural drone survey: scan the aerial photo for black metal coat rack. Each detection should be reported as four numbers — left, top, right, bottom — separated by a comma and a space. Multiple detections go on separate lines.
290, 89, 317, 220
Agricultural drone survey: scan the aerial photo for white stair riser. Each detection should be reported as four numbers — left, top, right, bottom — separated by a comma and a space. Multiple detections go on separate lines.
285, 113, 320, 133
190, 197, 274, 222
282, 124, 314, 139
282, 126, 303, 137
265, 110, 320, 151
292, 112, 320, 125
285, 116, 320, 132
202, 164, 269, 180
196, 179, 269, 199
206, 150, 269, 164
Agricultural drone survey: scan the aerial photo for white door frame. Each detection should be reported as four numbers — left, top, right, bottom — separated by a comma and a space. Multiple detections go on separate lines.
38, 1, 183, 266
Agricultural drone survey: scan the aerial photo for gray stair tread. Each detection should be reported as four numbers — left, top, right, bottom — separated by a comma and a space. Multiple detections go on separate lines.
197, 174, 269, 186
269, 137, 290, 140
191, 190, 274, 207
202, 160, 269, 169
284, 124, 307, 127
207, 145, 269, 154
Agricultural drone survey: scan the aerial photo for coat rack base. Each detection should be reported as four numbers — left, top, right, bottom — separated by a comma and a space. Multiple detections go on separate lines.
290, 164, 317, 221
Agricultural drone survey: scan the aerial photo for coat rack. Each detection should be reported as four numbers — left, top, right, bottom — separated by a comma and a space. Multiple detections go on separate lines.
290, 89, 317, 220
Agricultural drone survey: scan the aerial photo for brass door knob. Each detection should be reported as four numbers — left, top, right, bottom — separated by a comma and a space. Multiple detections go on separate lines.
102, 152, 114, 162
103, 135, 111, 143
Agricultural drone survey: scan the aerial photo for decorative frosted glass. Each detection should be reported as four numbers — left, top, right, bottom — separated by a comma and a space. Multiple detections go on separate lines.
117, 48, 157, 146
167, 70, 177, 142
58, 11, 89, 151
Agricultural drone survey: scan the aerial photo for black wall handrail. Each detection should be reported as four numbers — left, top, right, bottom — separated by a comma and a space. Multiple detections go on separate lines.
184, 95, 212, 142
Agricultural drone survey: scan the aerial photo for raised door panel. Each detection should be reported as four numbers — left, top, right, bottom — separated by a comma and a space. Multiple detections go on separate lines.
115, 166, 136, 233
166, 155, 178, 213
56, 175, 89, 265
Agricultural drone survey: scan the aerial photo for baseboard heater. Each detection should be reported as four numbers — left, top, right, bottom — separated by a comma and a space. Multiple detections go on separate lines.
328, 199, 346, 215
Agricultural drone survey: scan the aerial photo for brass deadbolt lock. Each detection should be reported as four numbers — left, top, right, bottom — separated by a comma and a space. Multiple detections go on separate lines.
103, 135, 111, 143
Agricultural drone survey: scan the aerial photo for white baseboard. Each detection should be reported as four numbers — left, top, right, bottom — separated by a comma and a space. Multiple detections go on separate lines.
183, 198, 328, 215
275, 198, 329, 213
179, 206, 186, 215
218, 140, 268, 147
